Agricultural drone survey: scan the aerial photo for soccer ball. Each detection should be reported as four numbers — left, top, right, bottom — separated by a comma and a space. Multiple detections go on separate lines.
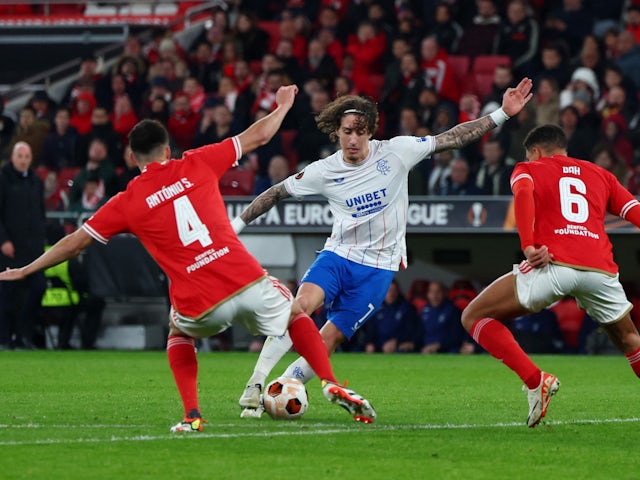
263, 377, 309, 420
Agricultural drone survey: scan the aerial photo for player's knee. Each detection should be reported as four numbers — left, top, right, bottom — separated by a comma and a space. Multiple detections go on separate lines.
460, 308, 476, 331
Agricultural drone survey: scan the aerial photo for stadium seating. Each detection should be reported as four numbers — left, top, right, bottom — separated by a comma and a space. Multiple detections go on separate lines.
471, 55, 511, 75
279, 129, 298, 172
218, 168, 255, 196
448, 55, 470, 81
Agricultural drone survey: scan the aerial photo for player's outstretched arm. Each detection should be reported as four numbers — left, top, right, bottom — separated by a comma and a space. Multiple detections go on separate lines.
236, 85, 298, 154
0, 228, 93, 281
232, 182, 291, 233
433, 78, 533, 153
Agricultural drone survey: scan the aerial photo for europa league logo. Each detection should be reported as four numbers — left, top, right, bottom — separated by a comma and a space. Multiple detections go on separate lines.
468, 202, 486, 227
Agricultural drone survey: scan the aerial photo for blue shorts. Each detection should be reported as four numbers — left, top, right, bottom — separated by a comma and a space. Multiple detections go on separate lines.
301, 250, 395, 339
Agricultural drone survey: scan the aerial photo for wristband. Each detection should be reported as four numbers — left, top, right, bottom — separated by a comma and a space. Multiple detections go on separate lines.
231, 216, 247, 234
489, 107, 510, 126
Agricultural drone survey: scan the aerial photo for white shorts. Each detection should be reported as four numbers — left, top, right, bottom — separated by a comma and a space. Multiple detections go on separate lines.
514, 262, 632, 324
170, 275, 293, 339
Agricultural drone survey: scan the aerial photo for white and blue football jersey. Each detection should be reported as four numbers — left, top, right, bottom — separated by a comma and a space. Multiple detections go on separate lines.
284, 136, 436, 271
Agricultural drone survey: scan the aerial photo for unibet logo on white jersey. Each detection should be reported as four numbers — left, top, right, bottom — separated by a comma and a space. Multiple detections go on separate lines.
284, 136, 436, 271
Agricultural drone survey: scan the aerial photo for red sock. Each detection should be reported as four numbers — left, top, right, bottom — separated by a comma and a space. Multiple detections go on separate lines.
167, 336, 199, 417
625, 347, 640, 378
471, 318, 541, 389
288, 313, 337, 383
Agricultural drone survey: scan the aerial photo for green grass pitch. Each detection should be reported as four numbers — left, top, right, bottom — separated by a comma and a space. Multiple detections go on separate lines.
1, 351, 638, 480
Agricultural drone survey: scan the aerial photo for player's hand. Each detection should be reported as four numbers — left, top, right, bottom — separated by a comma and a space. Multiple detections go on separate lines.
275, 84, 298, 111
1, 240, 14, 258
501, 78, 533, 117
0, 267, 26, 281
523, 245, 553, 269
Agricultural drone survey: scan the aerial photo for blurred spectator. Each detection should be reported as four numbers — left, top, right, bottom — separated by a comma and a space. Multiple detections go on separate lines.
182, 77, 206, 113
116, 144, 139, 192
69, 92, 97, 136
435, 157, 482, 196
614, 30, 640, 90
560, 67, 600, 110
544, 0, 594, 57
494, 0, 539, 75
511, 308, 564, 354
148, 97, 171, 126
333, 75, 357, 98
533, 43, 571, 90
41, 107, 79, 170
69, 138, 118, 207
317, 27, 344, 71
193, 100, 235, 148
277, 16, 308, 66
0, 94, 15, 156
167, 91, 201, 152
559, 105, 596, 160
475, 138, 514, 195
532, 76, 561, 126
484, 63, 515, 105
251, 69, 288, 117
427, 3, 462, 53
111, 94, 139, 146
142, 76, 173, 118
570, 34, 606, 81
120, 35, 148, 79
43, 170, 68, 212
503, 102, 537, 163
345, 20, 386, 98
456, 0, 501, 58
5, 106, 50, 166
216, 75, 253, 131
68, 171, 108, 214
591, 143, 629, 185
63, 53, 103, 105
598, 66, 639, 122
626, 157, 640, 195
150, 59, 184, 93
76, 106, 124, 168
232, 11, 270, 62
28, 90, 56, 128
0, 142, 46, 349
253, 154, 291, 195
425, 150, 455, 195
598, 114, 634, 167
188, 40, 221, 94
365, 280, 417, 354
293, 88, 333, 166
302, 38, 339, 91
417, 281, 464, 354
381, 52, 425, 135
626, 5, 640, 43
420, 35, 460, 104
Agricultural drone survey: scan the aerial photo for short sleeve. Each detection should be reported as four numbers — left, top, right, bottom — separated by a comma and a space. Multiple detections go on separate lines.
82, 193, 129, 243
388, 135, 436, 170
182, 137, 241, 179
283, 161, 325, 198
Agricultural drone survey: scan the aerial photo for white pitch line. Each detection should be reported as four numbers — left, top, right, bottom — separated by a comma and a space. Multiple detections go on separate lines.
0, 417, 638, 446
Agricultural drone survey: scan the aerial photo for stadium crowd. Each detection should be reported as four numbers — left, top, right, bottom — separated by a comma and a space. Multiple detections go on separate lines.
2, 0, 640, 350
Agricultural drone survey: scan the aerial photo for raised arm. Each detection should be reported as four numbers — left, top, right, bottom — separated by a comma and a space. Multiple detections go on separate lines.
231, 182, 291, 233
433, 77, 533, 153
0, 228, 94, 281
236, 85, 298, 154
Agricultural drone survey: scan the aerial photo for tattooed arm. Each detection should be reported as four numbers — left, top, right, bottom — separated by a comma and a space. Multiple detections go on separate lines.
231, 182, 292, 233
434, 77, 533, 153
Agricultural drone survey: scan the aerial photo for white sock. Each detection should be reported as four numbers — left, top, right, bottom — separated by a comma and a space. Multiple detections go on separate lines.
282, 356, 316, 384
248, 333, 293, 387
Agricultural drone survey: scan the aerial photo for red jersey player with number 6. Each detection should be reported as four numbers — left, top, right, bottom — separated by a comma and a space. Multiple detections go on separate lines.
461, 124, 640, 428
0, 85, 376, 431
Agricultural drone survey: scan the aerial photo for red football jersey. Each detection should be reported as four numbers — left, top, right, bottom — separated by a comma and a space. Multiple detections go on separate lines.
82, 137, 265, 317
511, 154, 640, 274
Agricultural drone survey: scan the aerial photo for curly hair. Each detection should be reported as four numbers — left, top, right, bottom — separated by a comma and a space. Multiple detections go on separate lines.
315, 95, 379, 142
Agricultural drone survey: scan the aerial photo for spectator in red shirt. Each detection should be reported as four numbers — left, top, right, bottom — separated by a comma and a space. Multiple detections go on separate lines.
345, 20, 386, 98
167, 92, 200, 152
420, 35, 460, 104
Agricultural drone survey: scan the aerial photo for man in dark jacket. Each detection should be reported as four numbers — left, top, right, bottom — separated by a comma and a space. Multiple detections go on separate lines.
0, 141, 46, 349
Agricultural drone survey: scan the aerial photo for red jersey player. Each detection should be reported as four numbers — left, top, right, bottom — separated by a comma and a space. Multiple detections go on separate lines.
461, 124, 640, 428
0, 85, 377, 431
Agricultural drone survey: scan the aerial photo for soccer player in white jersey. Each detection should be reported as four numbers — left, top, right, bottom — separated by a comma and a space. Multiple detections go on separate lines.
461, 124, 640, 427
233, 78, 534, 419
0, 85, 377, 431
